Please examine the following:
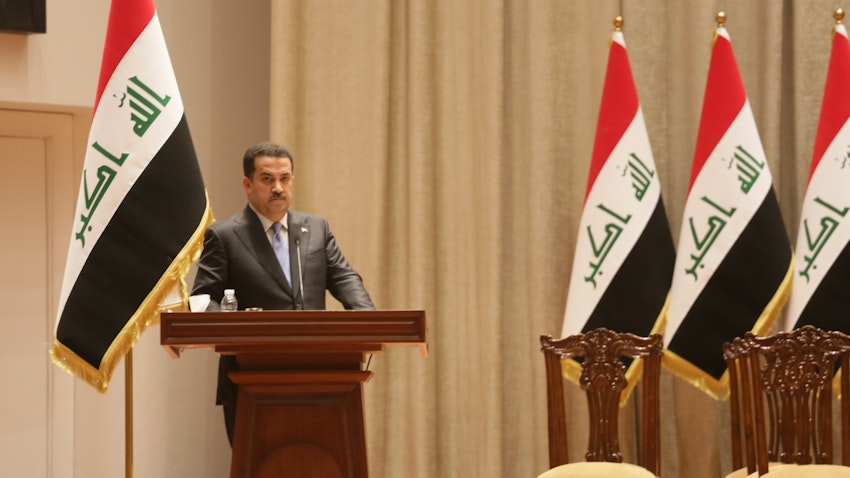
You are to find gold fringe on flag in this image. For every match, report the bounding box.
[49,194,214,392]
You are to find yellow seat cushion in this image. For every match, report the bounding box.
[762,464,850,477]
[724,467,756,478]
[725,463,789,478]
[537,461,656,478]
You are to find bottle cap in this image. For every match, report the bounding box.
[224,289,235,295]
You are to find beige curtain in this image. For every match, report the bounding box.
[268,1,835,476]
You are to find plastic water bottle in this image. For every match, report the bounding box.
[220,289,238,311]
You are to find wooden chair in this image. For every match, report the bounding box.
[723,325,850,477]
[538,328,662,478]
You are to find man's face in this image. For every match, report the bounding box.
[243,155,294,222]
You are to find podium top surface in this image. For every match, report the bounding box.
[160,309,427,358]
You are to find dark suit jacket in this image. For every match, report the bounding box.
[191,205,374,405]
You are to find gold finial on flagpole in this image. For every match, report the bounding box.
[836,8,845,24]
[614,16,624,32]
[716,11,727,27]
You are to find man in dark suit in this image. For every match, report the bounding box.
[191,141,374,444]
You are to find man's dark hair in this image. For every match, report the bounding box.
[242,142,294,178]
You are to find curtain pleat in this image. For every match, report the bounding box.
[269,1,834,476]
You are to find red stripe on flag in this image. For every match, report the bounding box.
[690,33,746,191]
[810,29,850,181]
[585,40,639,202]
[94,0,156,112]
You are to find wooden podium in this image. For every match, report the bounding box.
[160,309,427,478]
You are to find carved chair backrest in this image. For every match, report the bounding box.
[724,325,850,476]
[540,328,663,476]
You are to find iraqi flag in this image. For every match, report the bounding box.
[663,22,793,398]
[560,25,675,399]
[50,0,212,392]
[785,21,850,333]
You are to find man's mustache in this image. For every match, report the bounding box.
[270,193,287,201]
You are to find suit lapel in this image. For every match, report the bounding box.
[234,206,292,294]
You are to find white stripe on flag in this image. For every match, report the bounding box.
[56,12,183,324]
[664,100,772,342]
[562,107,660,337]
[786,119,850,325]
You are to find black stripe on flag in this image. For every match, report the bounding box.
[667,188,790,379]
[582,200,675,336]
[56,116,205,369]
[793,243,850,334]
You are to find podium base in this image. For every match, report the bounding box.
[229,370,371,478]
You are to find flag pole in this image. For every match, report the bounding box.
[125,349,134,478]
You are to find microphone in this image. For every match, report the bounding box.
[292,228,305,310]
